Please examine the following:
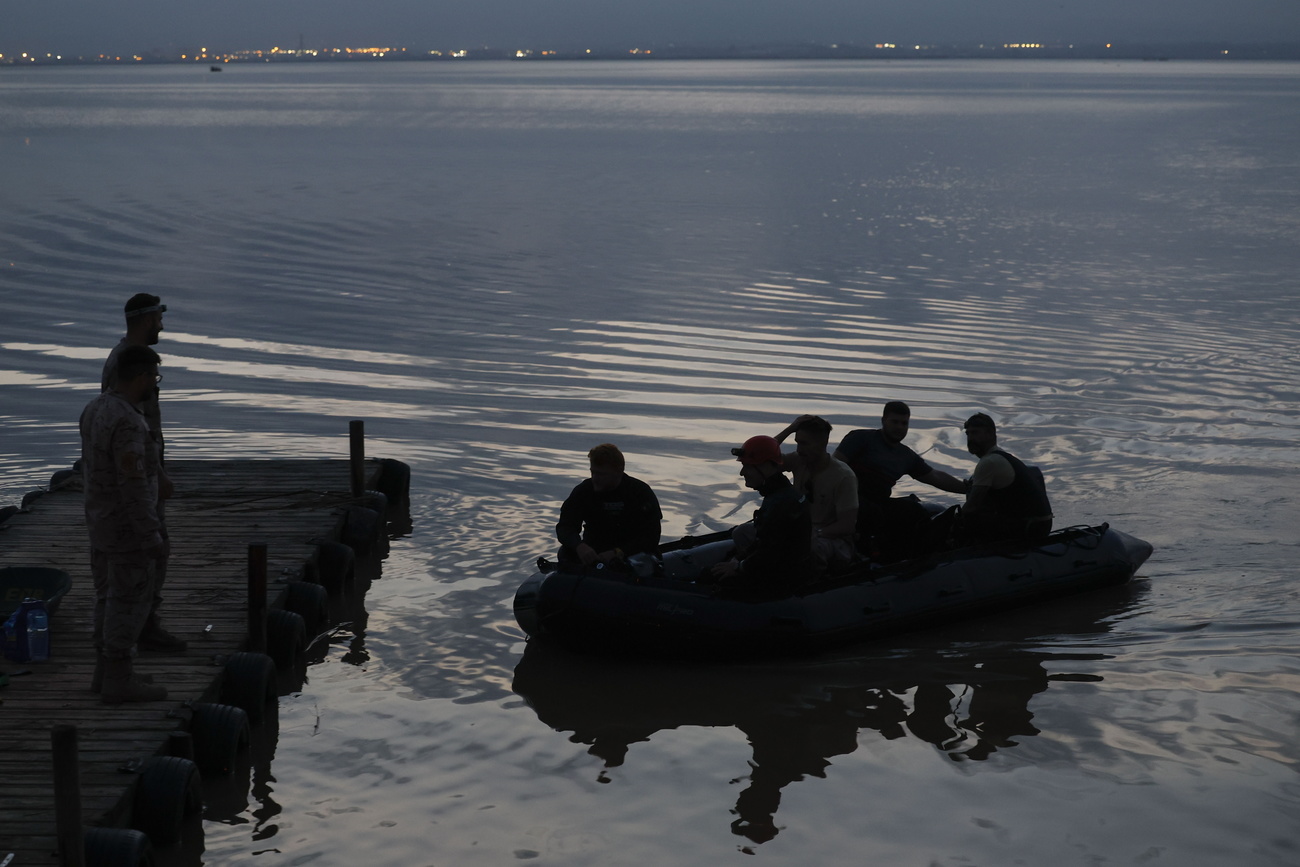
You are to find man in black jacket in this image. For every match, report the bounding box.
[556,443,662,568]
[712,435,812,592]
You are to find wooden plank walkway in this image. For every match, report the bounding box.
[0,458,384,865]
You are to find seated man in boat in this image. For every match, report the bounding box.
[832,400,967,561]
[555,443,663,569]
[958,413,1053,544]
[772,416,858,570]
[711,435,812,592]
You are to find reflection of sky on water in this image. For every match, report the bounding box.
[3,61,1299,866]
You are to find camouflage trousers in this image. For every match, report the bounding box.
[90,545,167,659]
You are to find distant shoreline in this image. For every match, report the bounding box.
[5,41,1300,67]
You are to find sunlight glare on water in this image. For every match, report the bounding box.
[1,59,1298,866]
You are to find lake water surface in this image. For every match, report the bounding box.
[2,59,1299,866]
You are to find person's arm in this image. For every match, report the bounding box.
[555,485,588,550]
[113,421,163,550]
[918,468,968,495]
[711,558,741,579]
[775,414,818,470]
[963,455,1013,516]
[628,486,663,556]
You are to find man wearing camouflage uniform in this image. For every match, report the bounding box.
[101,293,185,653]
[82,344,169,703]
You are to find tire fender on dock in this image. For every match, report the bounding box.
[342,504,382,552]
[314,540,356,595]
[83,826,153,867]
[284,579,329,637]
[374,458,411,509]
[131,755,202,847]
[266,608,307,669]
[220,651,277,725]
[189,701,251,777]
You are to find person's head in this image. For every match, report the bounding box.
[124,293,166,345]
[963,412,998,457]
[793,416,832,468]
[880,400,911,443]
[731,435,783,490]
[587,443,626,492]
[115,345,161,403]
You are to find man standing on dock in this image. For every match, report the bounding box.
[82,344,169,703]
[101,293,185,653]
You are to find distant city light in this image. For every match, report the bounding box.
[0,39,1282,67]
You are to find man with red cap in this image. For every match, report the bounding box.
[711,435,812,592]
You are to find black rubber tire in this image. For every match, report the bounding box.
[131,755,201,847]
[189,702,250,777]
[374,458,411,509]
[220,651,277,725]
[342,505,380,552]
[284,580,329,637]
[84,826,154,867]
[361,489,389,517]
[50,466,81,489]
[315,540,355,595]
[266,608,307,669]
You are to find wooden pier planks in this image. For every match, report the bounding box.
[0,458,375,864]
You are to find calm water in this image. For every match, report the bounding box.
[2,59,1299,865]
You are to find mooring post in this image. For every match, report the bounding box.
[349,419,365,499]
[51,724,86,867]
[248,542,268,654]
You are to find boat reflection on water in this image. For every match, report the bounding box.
[512,579,1146,845]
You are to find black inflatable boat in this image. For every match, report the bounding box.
[513,523,1153,657]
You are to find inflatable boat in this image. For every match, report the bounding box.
[513,523,1153,657]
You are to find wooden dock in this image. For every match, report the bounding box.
[0,456,398,865]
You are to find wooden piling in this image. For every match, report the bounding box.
[51,724,85,867]
[349,419,366,499]
[247,542,268,654]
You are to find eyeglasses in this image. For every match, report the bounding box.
[155,373,164,383]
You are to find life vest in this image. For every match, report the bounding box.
[987,448,1052,522]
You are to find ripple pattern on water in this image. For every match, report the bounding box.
[3,61,1300,867]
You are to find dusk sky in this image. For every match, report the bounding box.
[5,0,1300,56]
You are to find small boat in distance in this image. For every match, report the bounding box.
[514,523,1153,658]
[210,65,222,72]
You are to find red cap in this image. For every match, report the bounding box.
[731,435,783,467]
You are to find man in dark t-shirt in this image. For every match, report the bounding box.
[711,435,812,593]
[833,401,966,560]
[556,443,662,568]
